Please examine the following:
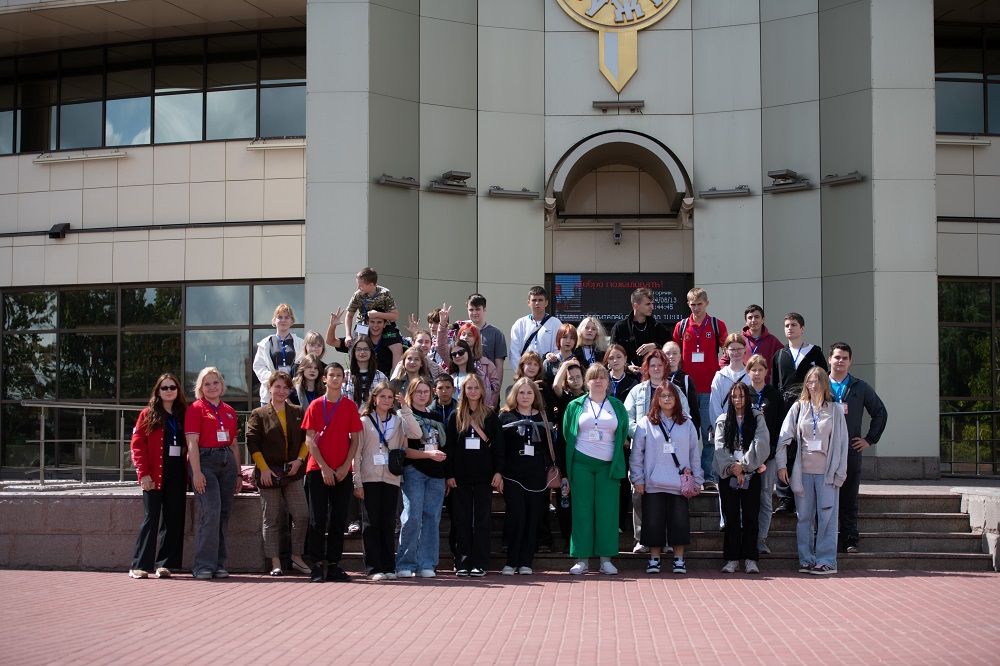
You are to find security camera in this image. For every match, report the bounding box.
[613,222,622,245]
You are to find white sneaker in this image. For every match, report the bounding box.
[501,565,516,576]
[128,569,148,579]
[383,572,397,580]
[599,561,618,575]
[632,543,649,554]
[721,560,739,573]
[569,561,589,575]
[369,572,386,581]
[744,559,760,574]
[396,570,414,578]
[518,566,533,575]
[418,569,436,578]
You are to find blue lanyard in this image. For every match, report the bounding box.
[692,317,710,352]
[808,402,825,437]
[373,414,392,449]
[736,419,743,442]
[439,403,454,423]
[791,345,804,366]
[831,375,849,402]
[203,399,226,430]
[321,396,342,435]
[277,333,292,366]
[748,336,761,356]
[756,391,763,410]
[665,420,675,440]
[587,396,607,427]
[583,347,594,364]
[610,372,622,396]
[166,414,178,445]
[361,288,376,322]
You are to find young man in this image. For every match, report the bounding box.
[343,267,398,346]
[610,287,671,368]
[328,308,402,376]
[770,312,829,513]
[430,374,457,425]
[719,305,784,384]
[509,286,563,372]
[828,342,888,553]
[461,294,508,387]
[302,363,363,583]
[672,287,728,487]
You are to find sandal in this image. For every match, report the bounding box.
[291,561,311,575]
[269,568,283,577]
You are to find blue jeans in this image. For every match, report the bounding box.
[698,394,715,483]
[797,473,839,569]
[396,466,446,573]
[191,447,238,576]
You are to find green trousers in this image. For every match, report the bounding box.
[569,451,621,559]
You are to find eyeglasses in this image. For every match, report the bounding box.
[159,385,178,391]
[354,347,371,353]
[726,347,746,354]
[450,350,467,358]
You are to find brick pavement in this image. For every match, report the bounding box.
[1,569,997,665]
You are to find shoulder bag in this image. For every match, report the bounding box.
[656,422,698,498]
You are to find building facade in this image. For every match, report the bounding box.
[0,0,993,478]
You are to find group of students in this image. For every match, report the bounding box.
[127,271,887,580]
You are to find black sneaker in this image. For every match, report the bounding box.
[310,564,325,583]
[846,545,860,554]
[774,499,795,514]
[672,558,687,574]
[325,564,350,582]
[470,567,486,577]
[645,558,660,574]
[456,568,470,577]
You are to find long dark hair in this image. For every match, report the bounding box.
[349,334,377,405]
[144,373,188,435]
[722,382,754,453]
[447,339,474,375]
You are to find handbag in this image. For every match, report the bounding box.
[368,414,407,476]
[540,412,562,489]
[657,422,698,498]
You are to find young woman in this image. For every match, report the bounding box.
[411,328,444,377]
[396,378,448,578]
[710,333,753,425]
[563,364,630,575]
[302,330,326,361]
[129,373,188,579]
[344,335,389,408]
[512,351,557,421]
[289,353,324,409]
[662,341,700,438]
[604,344,639,402]
[252,303,304,405]
[245,372,310,577]
[435,312,500,406]
[498,378,555,575]
[713,382,770,574]
[390,346,433,397]
[747,354,782,554]
[447,339,494,407]
[574,316,609,369]
[776,367,849,575]
[184,367,240,580]
[630,382,702,575]
[552,357,587,418]
[444,374,503,576]
[543,323,579,385]
[354,382,421,580]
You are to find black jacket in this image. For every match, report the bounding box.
[836,375,888,448]
[444,410,504,484]
[770,344,829,399]
[610,313,671,367]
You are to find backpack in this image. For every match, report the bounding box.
[678,316,720,355]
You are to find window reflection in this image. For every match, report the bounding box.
[1,403,55,468]
[121,332,182,399]
[185,329,251,399]
[60,74,103,103]
[59,332,118,399]
[3,291,57,330]
[207,34,258,89]
[154,92,203,143]
[936,80,985,134]
[939,327,991,399]
[261,31,306,84]
[59,101,103,150]
[206,88,256,140]
[62,289,116,329]
[1,333,57,400]
[155,39,204,93]
[106,97,151,146]
[122,287,181,326]
[253,284,305,326]
[17,106,55,152]
[260,86,305,137]
[0,111,11,154]
[186,285,249,326]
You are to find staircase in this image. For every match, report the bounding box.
[343,489,993,572]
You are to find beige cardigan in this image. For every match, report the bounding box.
[352,406,421,488]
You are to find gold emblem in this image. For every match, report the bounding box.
[555,0,680,92]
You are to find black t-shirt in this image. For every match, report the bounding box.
[610,314,671,367]
[162,416,187,479]
[408,409,447,479]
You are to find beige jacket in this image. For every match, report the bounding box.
[353,406,421,488]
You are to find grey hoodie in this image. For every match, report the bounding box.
[629,415,703,494]
[712,410,771,480]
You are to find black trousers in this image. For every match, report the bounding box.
[554,488,572,544]
[535,491,554,549]
[639,492,690,548]
[839,450,863,548]
[775,443,797,504]
[618,476,634,533]
[307,469,353,564]
[503,479,544,568]
[452,482,493,570]
[361,481,400,575]
[131,472,187,571]
[719,473,761,561]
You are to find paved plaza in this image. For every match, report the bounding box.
[1,568,997,665]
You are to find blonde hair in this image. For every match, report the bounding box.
[746,354,767,372]
[392,346,431,382]
[723,332,745,349]
[687,287,707,302]
[194,367,226,399]
[272,303,295,326]
[362,381,397,418]
[456,373,489,434]
[584,363,610,384]
[302,330,325,357]
[576,316,609,353]
[799,366,833,404]
[501,377,544,414]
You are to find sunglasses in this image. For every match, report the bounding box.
[450,350,467,358]
[159,385,178,391]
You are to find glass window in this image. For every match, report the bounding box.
[122,287,182,326]
[121,332,182,399]
[185,329,250,399]
[0,403,55,468]
[59,332,118,399]
[0,110,11,155]
[107,43,152,98]
[253,284,305,326]
[17,105,55,153]
[154,92,203,143]
[186,285,249,326]
[936,80,985,134]
[206,88,256,140]
[939,281,990,323]
[106,96,151,146]
[3,291,57,330]
[1,333,57,399]
[17,53,58,106]
[57,408,119,467]
[59,101,103,150]
[939,327,991,398]
[260,85,305,137]
[936,25,983,79]
[0,58,14,108]
[62,289,116,329]
[155,39,204,93]
[207,34,258,89]
[261,31,306,84]
[989,84,1000,136]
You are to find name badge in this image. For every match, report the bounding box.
[373,453,386,466]
[805,439,822,452]
[355,324,369,336]
[588,429,601,442]
[465,437,481,450]
[523,444,535,456]
[216,430,230,443]
[842,403,848,415]
[663,443,675,455]
[691,352,705,363]
[169,445,182,457]
[425,442,437,452]
[278,365,291,374]
[733,449,744,459]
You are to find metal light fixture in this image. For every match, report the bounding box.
[593,100,645,113]
[428,170,475,195]
[820,171,864,187]
[33,150,126,164]
[488,186,539,199]
[377,174,420,189]
[699,185,751,199]
[48,223,70,239]
[763,169,811,194]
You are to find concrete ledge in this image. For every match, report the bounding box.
[956,486,1000,572]
[861,457,940,480]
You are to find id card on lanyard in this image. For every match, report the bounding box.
[372,414,393,465]
[167,415,182,456]
[204,400,230,444]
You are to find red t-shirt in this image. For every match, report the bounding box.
[672,315,728,394]
[302,395,363,472]
[184,398,239,448]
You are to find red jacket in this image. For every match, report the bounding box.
[719,325,785,384]
[131,408,185,490]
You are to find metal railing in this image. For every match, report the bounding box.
[17,400,251,485]
[940,409,1000,477]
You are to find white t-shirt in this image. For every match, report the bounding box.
[575,397,618,462]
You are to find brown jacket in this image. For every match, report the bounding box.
[246,402,306,483]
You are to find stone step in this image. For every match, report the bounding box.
[689,512,973,533]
